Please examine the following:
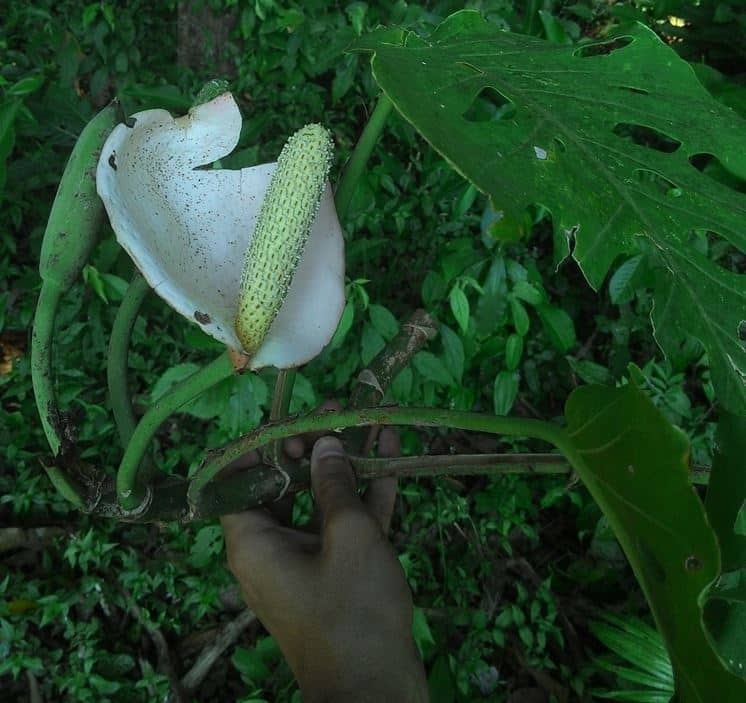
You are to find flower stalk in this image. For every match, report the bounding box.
[117,351,235,511]
[335,93,393,221]
[108,271,150,447]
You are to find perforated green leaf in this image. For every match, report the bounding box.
[353,12,746,414]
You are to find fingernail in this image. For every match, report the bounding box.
[312,436,346,462]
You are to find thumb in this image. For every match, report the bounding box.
[311,436,362,526]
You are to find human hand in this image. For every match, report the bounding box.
[220,421,428,703]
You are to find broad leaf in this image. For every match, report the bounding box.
[706,413,746,572]
[704,412,746,677]
[564,384,746,701]
[353,12,746,414]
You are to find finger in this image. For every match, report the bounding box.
[361,424,381,455]
[364,428,400,532]
[377,427,401,458]
[283,436,305,459]
[220,509,317,577]
[363,477,397,533]
[310,436,362,526]
[220,508,278,546]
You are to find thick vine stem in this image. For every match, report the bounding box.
[187,406,585,507]
[334,93,394,221]
[81,451,710,523]
[345,307,437,453]
[108,272,150,448]
[116,351,235,510]
[351,308,437,408]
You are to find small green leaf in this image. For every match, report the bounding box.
[8,74,44,97]
[566,357,612,385]
[449,286,470,333]
[538,10,571,44]
[391,366,413,402]
[188,526,224,568]
[454,182,478,218]
[369,304,399,341]
[505,333,523,371]
[493,370,519,415]
[361,323,385,365]
[510,297,530,336]
[537,303,576,352]
[82,264,108,303]
[609,254,647,305]
[422,270,446,306]
[346,1,368,35]
[512,280,544,306]
[412,606,435,656]
[413,351,455,387]
[440,325,465,381]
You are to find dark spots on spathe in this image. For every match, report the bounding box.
[108,152,117,170]
[194,310,211,324]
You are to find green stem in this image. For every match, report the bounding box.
[354,453,712,484]
[334,93,393,221]
[117,351,235,511]
[188,406,584,505]
[108,272,150,447]
[31,282,65,456]
[524,0,541,35]
[267,368,296,466]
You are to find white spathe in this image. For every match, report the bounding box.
[95,93,345,369]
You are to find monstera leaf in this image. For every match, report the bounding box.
[564,384,746,701]
[353,11,746,415]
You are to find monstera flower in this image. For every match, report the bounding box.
[95,93,345,369]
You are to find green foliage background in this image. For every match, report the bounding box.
[1,1,744,701]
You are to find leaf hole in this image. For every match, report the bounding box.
[463,86,516,123]
[738,321,746,342]
[688,229,745,275]
[573,36,633,58]
[553,137,566,153]
[685,555,702,572]
[689,153,746,195]
[613,123,681,153]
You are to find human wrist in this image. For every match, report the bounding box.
[299,641,428,703]
[302,671,429,703]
